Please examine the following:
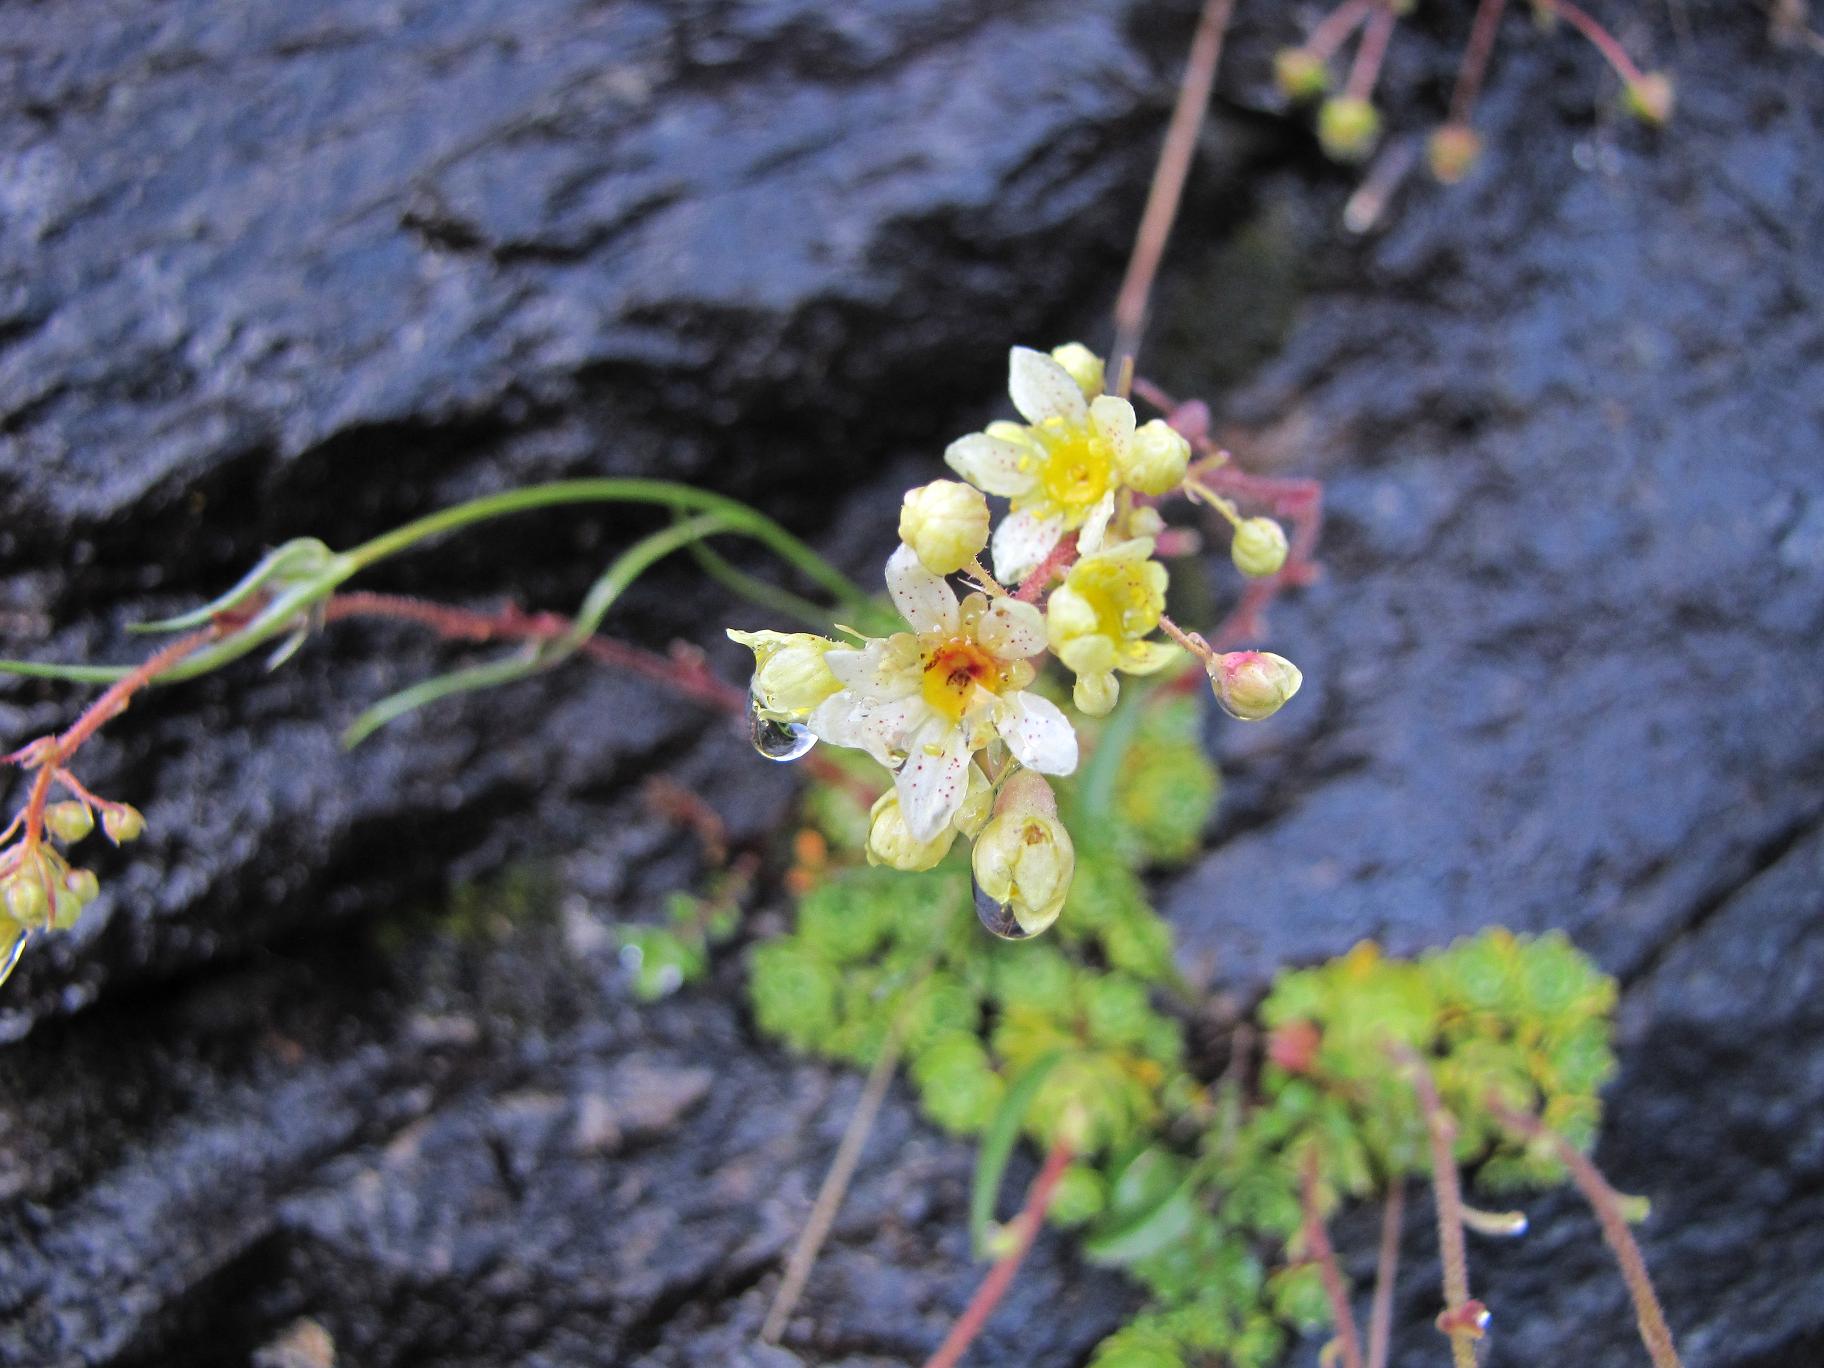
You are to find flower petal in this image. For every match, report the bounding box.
[824,635,921,700]
[977,598,1047,662]
[895,720,973,842]
[1076,490,1116,557]
[886,543,959,634]
[1119,640,1183,676]
[1008,347,1089,427]
[809,692,930,766]
[994,691,1079,776]
[1089,395,1135,465]
[991,508,1066,583]
[944,432,1036,498]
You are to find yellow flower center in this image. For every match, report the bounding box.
[1030,418,1114,518]
[920,637,1005,722]
[1072,557,1163,640]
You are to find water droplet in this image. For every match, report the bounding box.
[0,929,27,987]
[973,877,1034,941]
[749,695,817,762]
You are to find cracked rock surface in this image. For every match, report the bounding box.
[2,1,1821,1365]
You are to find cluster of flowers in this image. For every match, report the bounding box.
[731,345,1302,940]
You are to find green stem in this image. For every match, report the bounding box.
[341,513,726,746]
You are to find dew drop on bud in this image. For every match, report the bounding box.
[0,928,26,988]
[972,875,1034,941]
[748,692,817,762]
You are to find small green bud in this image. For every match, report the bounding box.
[1623,72,1674,126]
[66,868,101,906]
[1427,123,1484,184]
[51,888,82,930]
[1274,48,1329,103]
[899,479,991,576]
[1207,651,1303,722]
[3,875,51,929]
[1049,342,1106,399]
[1318,97,1380,162]
[103,804,147,843]
[866,790,957,872]
[1073,670,1120,717]
[1230,517,1289,578]
[45,801,95,844]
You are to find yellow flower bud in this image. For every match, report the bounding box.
[728,630,841,719]
[972,772,1074,938]
[1124,505,1166,541]
[899,479,991,576]
[1073,671,1119,717]
[103,805,146,844]
[1318,97,1380,162]
[45,801,94,844]
[1118,419,1191,495]
[65,868,100,907]
[867,790,957,872]
[1274,48,1329,103]
[1231,517,1289,578]
[952,764,995,839]
[3,875,50,930]
[1049,342,1105,399]
[1208,650,1303,722]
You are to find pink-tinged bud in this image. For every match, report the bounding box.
[1207,651,1303,722]
[1267,1020,1321,1073]
[103,805,146,844]
[1435,1300,1491,1341]
[45,801,95,844]
[1623,73,1674,126]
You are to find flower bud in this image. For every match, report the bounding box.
[1623,72,1674,126]
[3,874,50,929]
[51,887,82,930]
[1049,342,1105,399]
[899,479,991,576]
[66,868,100,906]
[1318,97,1380,162]
[1230,517,1289,578]
[103,805,146,844]
[45,801,95,844]
[866,790,957,872]
[1073,671,1119,717]
[1274,48,1329,103]
[951,763,995,839]
[972,775,1075,938]
[1118,420,1191,496]
[1427,124,1483,184]
[1208,650,1303,722]
[728,630,841,719]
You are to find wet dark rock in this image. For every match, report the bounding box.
[2,1,1822,1366]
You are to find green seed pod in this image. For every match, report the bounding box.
[1230,517,1289,578]
[45,801,95,844]
[103,805,147,844]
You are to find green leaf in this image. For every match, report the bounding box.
[969,1051,1064,1257]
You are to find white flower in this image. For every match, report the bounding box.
[944,347,1142,583]
[807,545,1078,841]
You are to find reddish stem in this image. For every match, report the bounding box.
[1449,0,1511,125]
[1389,1044,1479,1368]
[921,1135,1075,1368]
[1535,0,1648,85]
[1014,533,1079,605]
[1485,1099,1682,1368]
[1307,0,1379,61]
[1345,1,1397,104]
[1301,1149,1366,1368]
[1366,1181,1406,1368]
[1108,0,1238,387]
